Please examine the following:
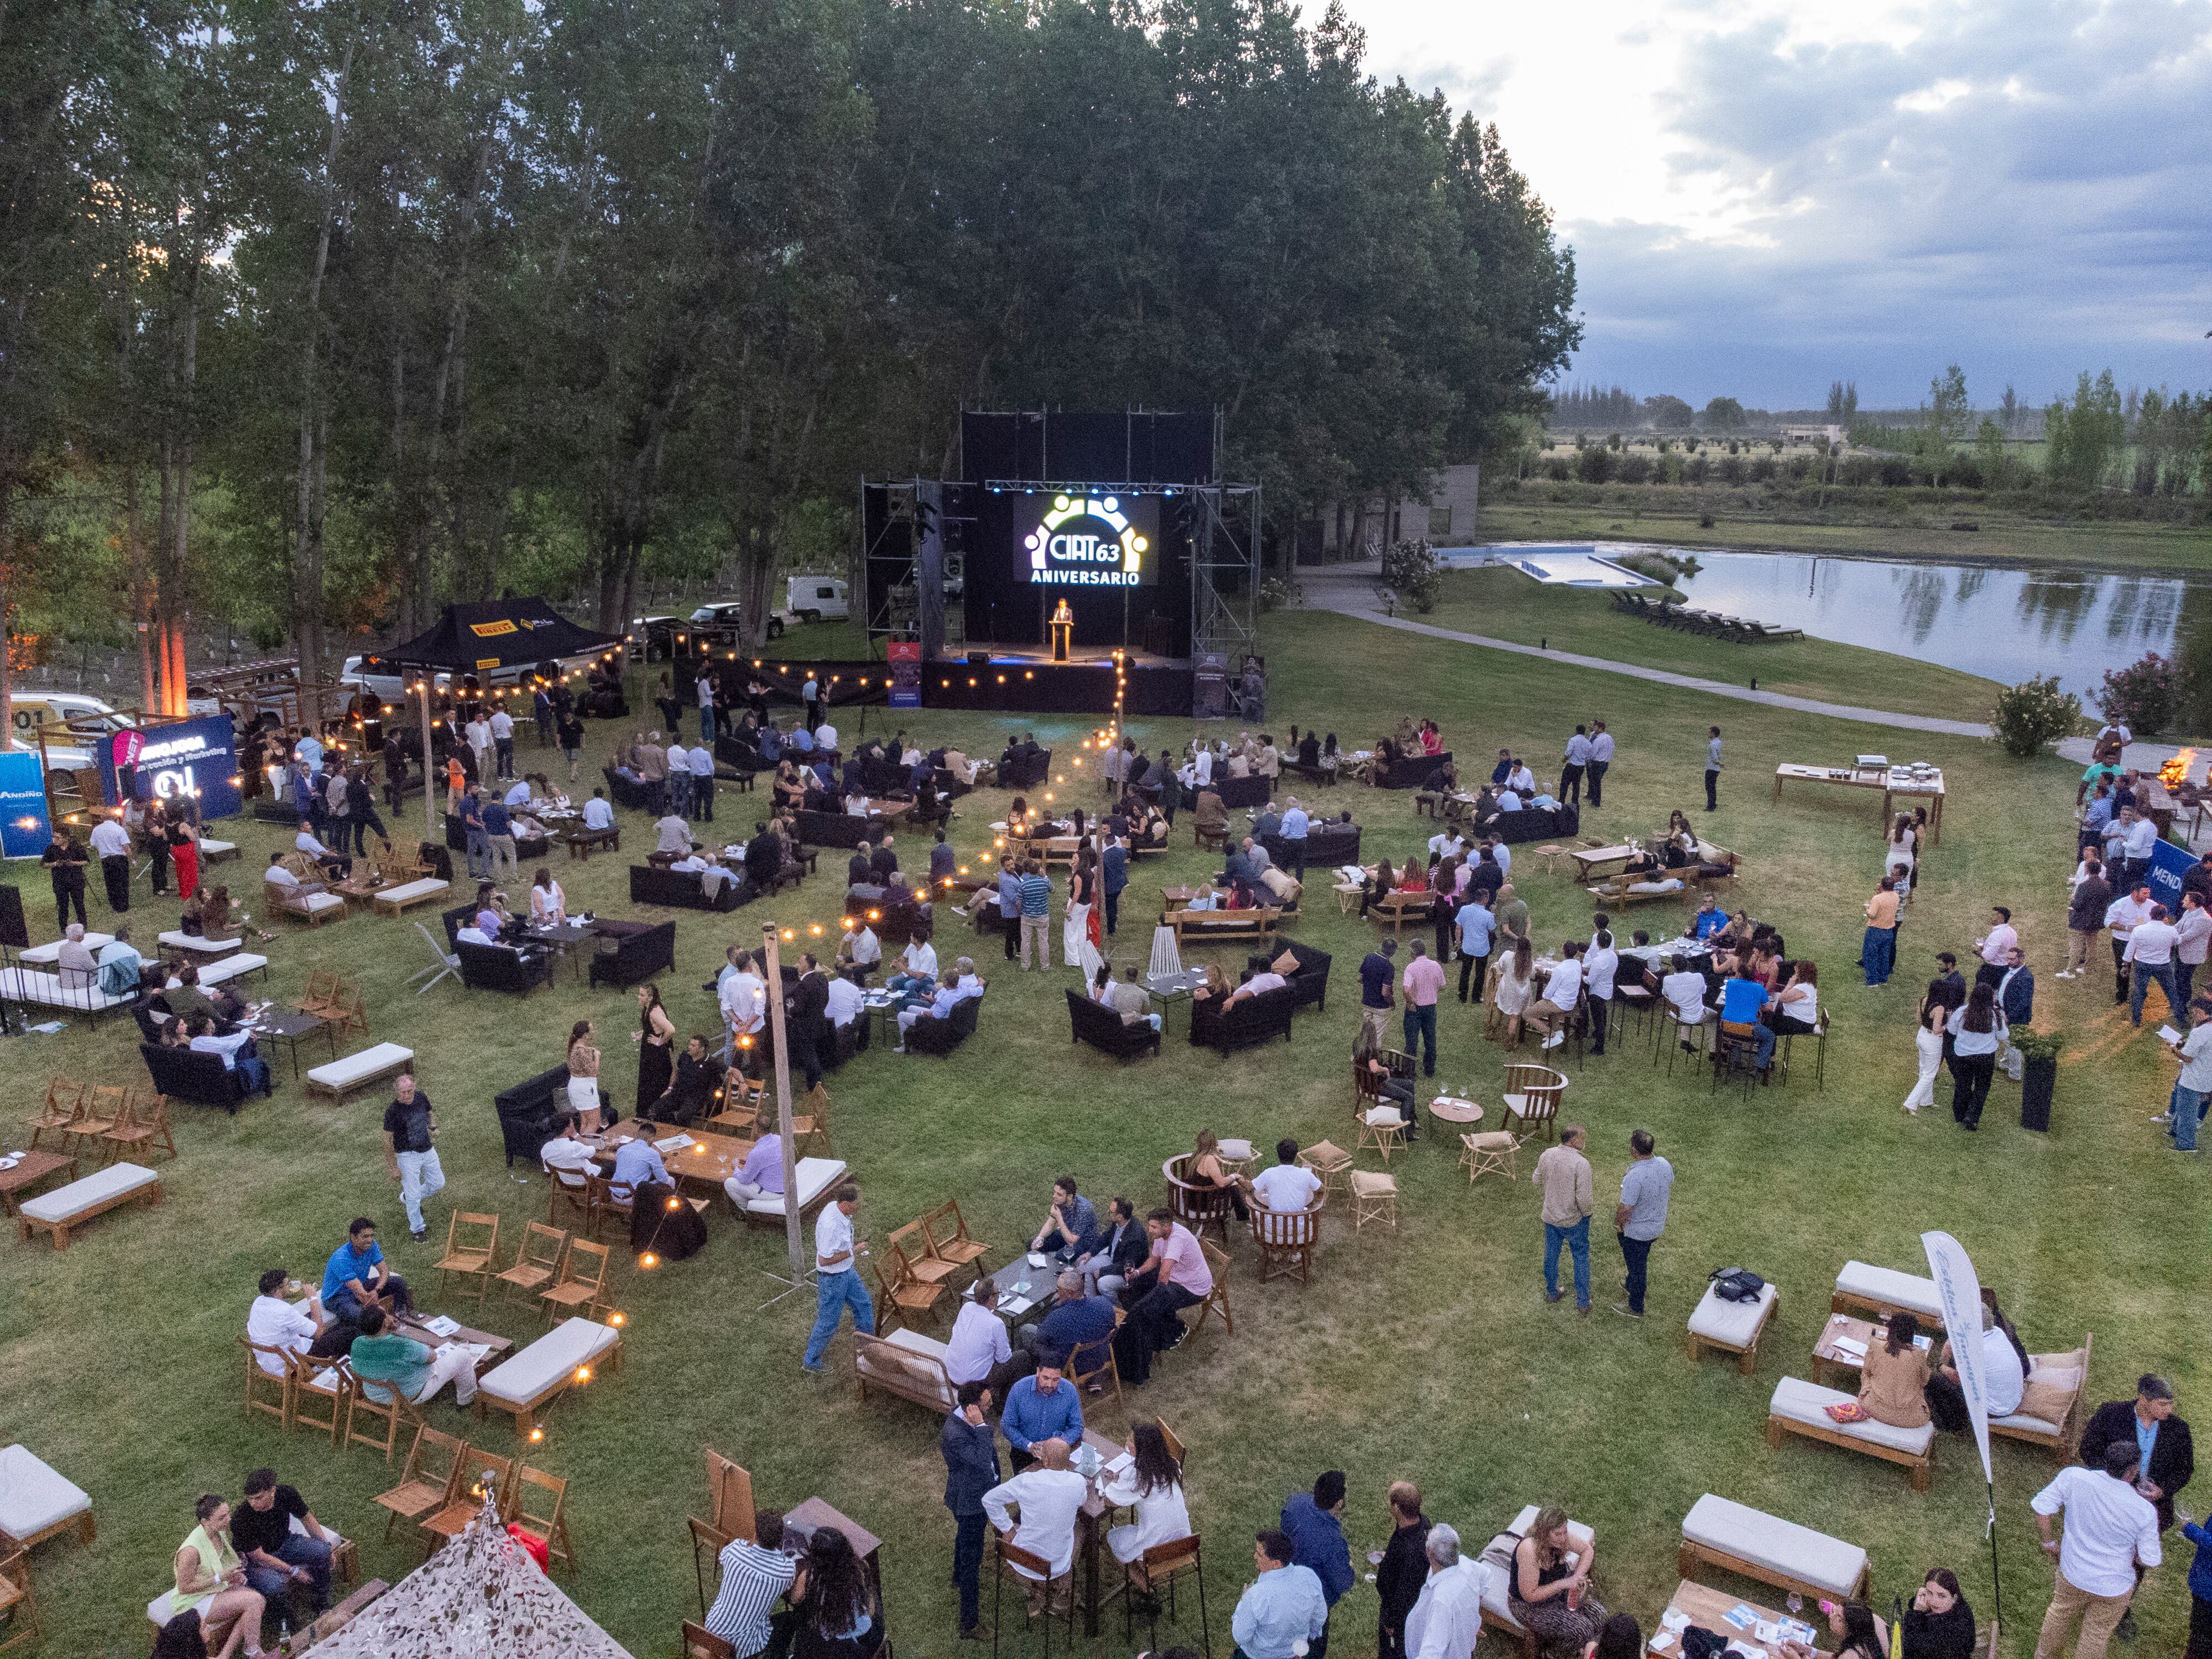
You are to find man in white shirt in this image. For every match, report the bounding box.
[539,1114,597,1177]
[1526,941,1584,1049]
[1427,828,1469,861]
[1226,968,1287,1006]
[1249,1139,1322,1213]
[2122,902,2182,1030]
[721,961,766,1065]
[982,1438,1089,1607]
[1583,928,1619,1056]
[801,1184,872,1370]
[1661,956,1710,1043]
[489,707,515,778]
[814,719,838,753]
[2120,806,2158,890]
[837,922,882,978]
[888,936,938,1001]
[945,1278,1015,1392]
[1404,1524,1482,1659]
[1507,761,1535,795]
[1560,727,1593,808]
[247,1268,321,1375]
[824,972,863,1030]
[581,789,615,832]
[695,671,717,744]
[1586,721,1615,807]
[689,744,717,823]
[2104,884,2154,1009]
[89,812,133,912]
[264,853,302,890]
[464,714,492,780]
[2031,1442,2161,1659]
[665,743,692,820]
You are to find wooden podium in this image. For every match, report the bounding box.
[1048,600,1073,662]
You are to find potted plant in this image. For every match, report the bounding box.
[2012,1029,2065,1132]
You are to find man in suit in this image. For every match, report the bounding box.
[2078,1374,2193,1641]
[787,954,830,1092]
[941,1380,1000,1640]
[1075,1196,1149,1298]
[1997,945,2035,1027]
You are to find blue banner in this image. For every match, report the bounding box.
[0,750,52,858]
[98,713,242,821]
[2148,836,2194,915]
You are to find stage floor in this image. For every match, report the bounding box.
[954,641,1191,671]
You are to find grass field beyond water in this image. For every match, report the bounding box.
[1,609,2201,1657]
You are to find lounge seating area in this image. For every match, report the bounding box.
[1766,1374,1935,1489]
[1188,983,1297,1052]
[474,1317,624,1440]
[1677,1494,1870,1603]
[1066,988,1161,1059]
[628,864,747,911]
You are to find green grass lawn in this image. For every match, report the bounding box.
[1401,568,2005,722]
[3,616,2202,1658]
[1478,495,2212,573]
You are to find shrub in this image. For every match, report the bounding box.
[1877,457,1911,487]
[1687,455,1710,484]
[1748,455,1776,483]
[1841,455,1877,487]
[1615,453,1652,485]
[1542,456,1573,481]
[1575,445,1616,484]
[2097,652,2190,737]
[1380,539,1443,614]
[1718,455,1745,486]
[1990,675,2084,757]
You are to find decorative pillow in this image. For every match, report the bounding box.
[2016,1377,2078,1425]
[1272,951,1301,976]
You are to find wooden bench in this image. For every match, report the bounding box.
[268,881,349,926]
[0,1444,95,1551]
[1991,1333,2093,1462]
[196,837,241,866]
[1477,1506,1593,1658]
[1677,1494,1870,1604]
[16,1162,162,1251]
[474,1317,623,1440]
[1168,907,1281,946]
[1830,1260,1946,1331]
[371,878,452,917]
[562,825,622,862]
[1687,1280,1780,1374]
[305,1042,415,1102]
[853,1328,959,1416]
[1766,1375,1934,1490]
[1366,890,1429,937]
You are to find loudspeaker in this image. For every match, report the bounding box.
[0,884,26,950]
[967,651,990,665]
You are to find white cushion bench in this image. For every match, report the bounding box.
[372,878,451,917]
[854,1329,958,1415]
[1832,1260,1945,1328]
[740,1157,848,1229]
[305,1042,414,1102]
[196,952,270,990]
[17,1162,163,1251]
[20,933,114,965]
[0,967,137,1019]
[1677,1494,1869,1603]
[1992,1334,2094,1460]
[1475,1506,1594,1657]
[1687,1280,1781,1373]
[158,930,241,957]
[0,1443,96,1551]
[474,1317,622,1438]
[1766,1376,1934,1490]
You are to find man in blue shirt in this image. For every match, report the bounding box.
[321,1217,411,1322]
[1100,835,1129,935]
[1029,1177,1099,1264]
[459,784,491,880]
[788,723,814,754]
[1277,798,1310,877]
[993,855,1022,963]
[1281,1472,1354,1659]
[929,831,958,885]
[481,795,517,877]
[1691,894,1728,942]
[1232,1531,1327,1659]
[1719,967,1775,1072]
[1454,895,1495,1005]
[1020,1271,1118,1370]
[1018,860,1052,970]
[1358,940,1397,1058]
[757,722,782,764]
[609,1134,670,1204]
[1000,1357,1083,1470]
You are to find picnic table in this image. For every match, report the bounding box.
[1773,763,1947,844]
[595,1119,757,1192]
[1570,844,1635,879]
[1650,1578,1829,1657]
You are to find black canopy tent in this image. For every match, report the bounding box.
[364,598,624,840]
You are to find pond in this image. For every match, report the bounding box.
[1661,549,2206,704]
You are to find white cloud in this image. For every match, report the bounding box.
[1356,0,2212,405]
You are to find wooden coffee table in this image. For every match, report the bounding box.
[1811,1310,1934,1391]
[594,1121,757,1191]
[0,1150,79,1216]
[393,1310,515,1378]
[1428,1095,1484,1131]
[1160,885,1207,912]
[1650,1579,1828,1657]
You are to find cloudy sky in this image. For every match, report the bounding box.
[1357,0,2212,410]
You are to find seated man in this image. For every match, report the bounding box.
[296,820,351,879]
[824,969,864,1032]
[163,959,246,1024]
[1227,967,1287,1006]
[1112,1210,1214,1386]
[97,924,146,997]
[1029,1176,1099,1264]
[1000,1356,1086,1471]
[231,1467,342,1618]
[1361,1055,1417,1141]
[1690,893,1728,942]
[1250,1138,1323,1212]
[1077,1197,1150,1297]
[1523,941,1584,1050]
[1019,1271,1118,1370]
[1661,955,1711,1032]
[836,922,883,980]
[895,969,962,1051]
[263,852,305,891]
[657,1036,726,1125]
[952,956,985,999]
[885,933,938,1002]
[608,1130,671,1207]
[247,1266,321,1374]
[55,923,100,990]
[190,1015,274,1095]
[321,1216,411,1322]
[705,1508,800,1658]
[581,789,616,832]
[539,1113,597,1176]
[1108,964,1161,1031]
[1718,965,1776,1072]
[653,812,695,857]
[723,1128,784,1211]
[347,1302,478,1406]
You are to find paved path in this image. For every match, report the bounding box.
[1300,572,1995,739]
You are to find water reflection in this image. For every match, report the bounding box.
[1668,550,2205,700]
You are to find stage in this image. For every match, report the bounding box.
[955,641,1191,671]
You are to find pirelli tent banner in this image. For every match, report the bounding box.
[362,597,624,679]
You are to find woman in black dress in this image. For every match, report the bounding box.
[634,983,676,1116]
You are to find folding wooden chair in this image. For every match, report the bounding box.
[422,1450,515,1553]
[285,1349,346,1446]
[887,1218,962,1290]
[341,1357,422,1463]
[241,1338,296,1430]
[540,1237,612,1324]
[498,1222,570,1305]
[0,1545,38,1657]
[300,969,345,1018]
[1191,1241,1233,1340]
[873,1255,948,1333]
[922,1200,990,1271]
[69,1086,123,1154]
[513,1464,579,1574]
[1066,1326,1125,1412]
[687,1517,733,1621]
[546,1161,595,1231]
[104,1090,176,1164]
[25,1078,85,1149]
[682,1623,738,1659]
[1156,1418,1186,1466]
[434,1211,502,1308]
[586,1171,632,1242]
[335,978,371,1040]
[706,1449,757,1541]
[373,1425,468,1545]
[791,1082,833,1158]
[1116,1532,1208,1658]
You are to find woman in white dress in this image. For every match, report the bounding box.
[1065,847,1097,971]
[530,867,567,927]
[1486,935,1536,1044]
[1104,1421,1193,1570]
[1902,998,1946,1114]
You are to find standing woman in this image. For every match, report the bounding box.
[634,984,676,1116]
[1489,934,1536,1045]
[1945,982,2005,1130]
[144,800,173,896]
[1064,846,1096,971]
[1903,997,1947,1115]
[654,673,683,738]
[1432,858,1460,963]
[168,1495,264,1659]
[166,810,201,904]
[566,1019,604,1134]
[1887,812,1917,895]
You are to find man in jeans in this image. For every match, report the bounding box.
[940,1382,1000,1639]
[2104,884,2154,1006]
[2165,997,2212,1151]
[1532,1124,1593,1314]
[232,1468,341,1619]
[1611,1129,1673,1318]
[2123,901,2182,1029]
[382,1074,445,1243]
[2031,1441,2162,1659]
[1357,938,1397,1058]
[1018,859,1052,970]
[459,784,491,880]
[2059,857,2112,979]
[1399,939,1444,1077]
[801,1185,874,1373]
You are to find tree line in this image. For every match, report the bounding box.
[1,0,1579,709]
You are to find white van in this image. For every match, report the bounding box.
[9,691,138,770]
[785,576,850,623]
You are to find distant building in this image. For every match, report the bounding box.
[1307,462,1484,563]
[1781,424,1846,446]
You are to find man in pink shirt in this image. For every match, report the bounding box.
[1112,1210,1213,1386]
[1400,938,1447,1078]
[1974,904,2019,991]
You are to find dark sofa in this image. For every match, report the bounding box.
[905,991,982,1056]
[494,1063,571,1166]
[1484,802,1579,844]
[1248,939,1333,1014]
[591,920,677,988]
[458,940,555,994]
[1375,750,1452,790]
[1188,984,1297,1052]
[629,864,747,911]
[602,765,653,811]
[140,1042,252,1112]
[796,810,893,850]
[1067,989,1160,1061]
[997,748,1052,789]
[1261,821,1361,870]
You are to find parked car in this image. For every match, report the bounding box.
[688,601,786,640]
[9,691,139,769]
